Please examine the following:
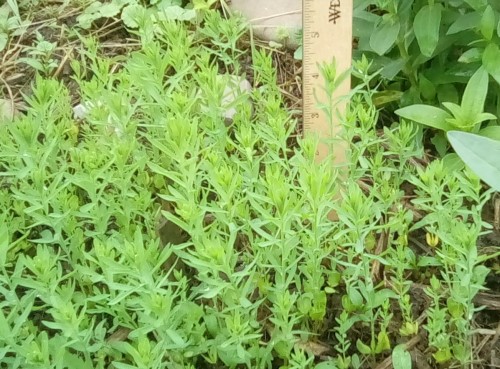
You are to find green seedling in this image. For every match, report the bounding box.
[19,31,59,76]
[0,1,30,52]
[1,2,498,368]
[395,67,496,134]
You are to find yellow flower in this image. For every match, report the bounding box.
[426,232,439,247]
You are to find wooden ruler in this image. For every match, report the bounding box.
[302,0,352,166]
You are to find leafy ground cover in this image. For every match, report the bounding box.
[0,1,499,369]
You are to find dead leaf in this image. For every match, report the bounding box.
[106,327,132,342]
[0,98,16,122]
[294,339,331,356]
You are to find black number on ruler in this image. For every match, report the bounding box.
[329,0,341,24]
[312,73,319,79]
[311,32,319,38]
[311,113,319,119]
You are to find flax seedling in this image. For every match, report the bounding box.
[425,276,453,363]
[410,138,495,363]
[1,4,497,368]
[333,311,358,369]
[386,232,418,337]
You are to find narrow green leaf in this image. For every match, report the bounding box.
[0,3,11,20]
[430,131,448,157]
[0,311,11,340]
[5,0,20,18]
[483,43,500,85]
[434,348,452,363]
[395,105,455,131]
[166,329,187,347]
[314,361,338,369]
[112,363,138,369]
[370,18,400,55]
[356,339,373,355]
[447,131,500,191]
[418,73,436,100]
[417,256,442,267]
[376,331,391,353]
[472,112,496,126]
[480,5,496,40]
[62,352,95,369]
[373,289,397,308]
[458,48,482,63]
[0,33,7,52]
[347,287,363,306]
[413,5,442,57]
[392,344,412,369]
[193,0,217,10]
[464,0,487,10]
[293,45,303,60]
[437,84,459,104]
[479,126,500,140]
[447,11,481,35]
[381,58,406,79]
[461,67,489,123]
[442,102,463,120]
[372,90,403,106]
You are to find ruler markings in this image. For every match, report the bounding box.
[302,0,352,162]
[302,0,352,220]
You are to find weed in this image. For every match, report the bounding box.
[19,31,59,76]
[354,0,500,152]
[0,1,498,369]
[0,1,30,52]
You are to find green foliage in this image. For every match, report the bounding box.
[77,0,214,29]
[0,1,30,51]
[356,0,500,154]
[448,130,500,191]
[395,67,497,134]
[354,0,500,113]
[391,345,412,369]
[18,31,59,76]
[0,2,497,368]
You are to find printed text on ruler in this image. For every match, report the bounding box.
[329,0,341,24]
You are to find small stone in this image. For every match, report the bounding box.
[199,74,253,125]
[72,103,89,120]
[0,98,17,122]
[221,75,252,122]
[229,0,302,49]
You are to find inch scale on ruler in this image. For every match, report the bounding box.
[302,0,352,166]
